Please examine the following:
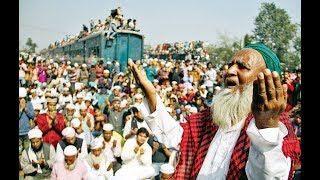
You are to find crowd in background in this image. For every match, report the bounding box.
[18,50,301,179]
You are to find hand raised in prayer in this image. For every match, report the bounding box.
[107,163,113,171]
[140,147,145,155]
[31,160,38,168]
[113,140,117,148]
[134,146,140,153]
[252,69,287,129]
[128,58,157,112]
[19,99,26,112]
[93,163,100,170]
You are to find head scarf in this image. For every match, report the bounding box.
[244,42,282,79]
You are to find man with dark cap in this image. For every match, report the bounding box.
[128,42,301,179]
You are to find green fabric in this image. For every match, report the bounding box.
[244,43,282,79]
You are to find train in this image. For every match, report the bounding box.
[40,30,144,73]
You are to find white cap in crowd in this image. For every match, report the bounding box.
[71,118,81,128]
[80,104,87,110]
[103,70,110,74]
[103,123,114,131]
[33,103,43,111]
[160,163,175,174]
[90,138,103,150]
[134,93,143,99]
[62,127,76,138]
[66,103,75,109]
[64,145,78,156]
[28,128,43,139]
[19,87,27,98]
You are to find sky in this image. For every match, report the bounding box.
[19,0,301,52]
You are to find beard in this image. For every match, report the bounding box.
[90,153,103,165]
[64,160,77,171]
[31,143,43,152]
[211,84,253,130]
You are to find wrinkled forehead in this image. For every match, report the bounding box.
[232,49,265,68]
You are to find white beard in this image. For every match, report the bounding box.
[64,160,77,171]
[211,84,253,130]
[90,153,103,165]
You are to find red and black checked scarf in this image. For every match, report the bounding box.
[174,108,301,180]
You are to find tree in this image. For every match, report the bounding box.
[252,2,297,63]
[24,38,38,54]
[243,34,253,47]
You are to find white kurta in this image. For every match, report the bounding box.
[99,136,122,162]
[83,153,114,180]
[115,138,155,179]
[141,93,291,179]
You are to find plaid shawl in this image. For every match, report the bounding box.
[174,108,301,180]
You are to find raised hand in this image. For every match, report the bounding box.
[252,69,287,129]
[128,58,157,112]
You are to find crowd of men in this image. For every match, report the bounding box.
[19,41,301,179]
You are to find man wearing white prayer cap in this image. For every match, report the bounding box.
[83,138,114,180]
[65,103,80,127]
[100,123,123,173]
[51,145,88,179]
[71,118,94,151]
[160,163,175,180]
[55,127,88,163]
[134,93,144,105]
[19,87,35,159]
[20,128,56,179]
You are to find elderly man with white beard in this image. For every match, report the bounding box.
[127,43,301,180]
[83,138,114,180]
[51,145,87,179]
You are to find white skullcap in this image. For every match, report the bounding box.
[165,62,171,67]
[30,89,36,93]
[76,93,83,98]
[153,79,159,83]
[51,79,60,86]
[142,63,147,67]
[118,72,124,76]
[74,63,78,67]
[46,97,57,103]
[107,61,112,65]
[66,66,71,70]
[120,100,127,108]
[187,86,194,90]
[63,87,69,91]
[160,61,165,65]
[67,61,71,65]
[165,107,173,113]
[103,70,110,74]
[47,65,52,69]
[66,103,75,109]
[113,85,121,91]
[103,123,114,131]
[19,57,22,61]
[84,96,91,102]
[80,104,87,110]
[33,103,43,110]
[28,128,43,139]
[172,81,177,85]
[166,87,172,92]
[62,127,76,138]
[82,64,87,68]
[71,118,81,128]
[200,85,206,89]
[134,93,143,99]
[64,145,78,156]
[90,138,103,149]
[187,66,193,71]
[122,82,127,86]
[19,87,27,98]
[190,107,198,113]
[215,86,221,91]
[185,105,191,109]
[160,163,175,174]
[130,84,136,88]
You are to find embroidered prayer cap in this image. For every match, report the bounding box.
[244,42,282,79]
[19,87,27,98]
[28,128,43,139]
[90,138,103,149]
[64,145,78,156]
[103,123,114,131]
[71,118,81,128]
[62,127,76,138]
[160,163,175,174]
